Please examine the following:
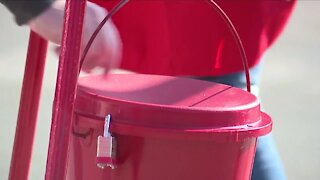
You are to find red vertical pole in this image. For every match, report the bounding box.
[44,0,86,179]
[9,32,48,180]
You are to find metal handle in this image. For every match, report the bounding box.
[80,0,251,92]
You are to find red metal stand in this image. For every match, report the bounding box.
[44,0,86,179]
[9,32,48,180]
[8,1,259,180]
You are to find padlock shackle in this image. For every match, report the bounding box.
[104,115,112,137]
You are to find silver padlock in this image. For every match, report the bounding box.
[96,114,117,169]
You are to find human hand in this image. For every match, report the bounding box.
[28,1,122,73]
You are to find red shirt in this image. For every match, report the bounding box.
[91,0,296,76]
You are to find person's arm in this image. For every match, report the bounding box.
[1,0,122,73]
[0,0,55,25]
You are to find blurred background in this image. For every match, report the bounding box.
[0,1,319,179]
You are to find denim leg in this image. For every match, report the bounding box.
[251,135,287,180]
[194,64,286,180]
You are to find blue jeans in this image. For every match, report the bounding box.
[195,65,287,180]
